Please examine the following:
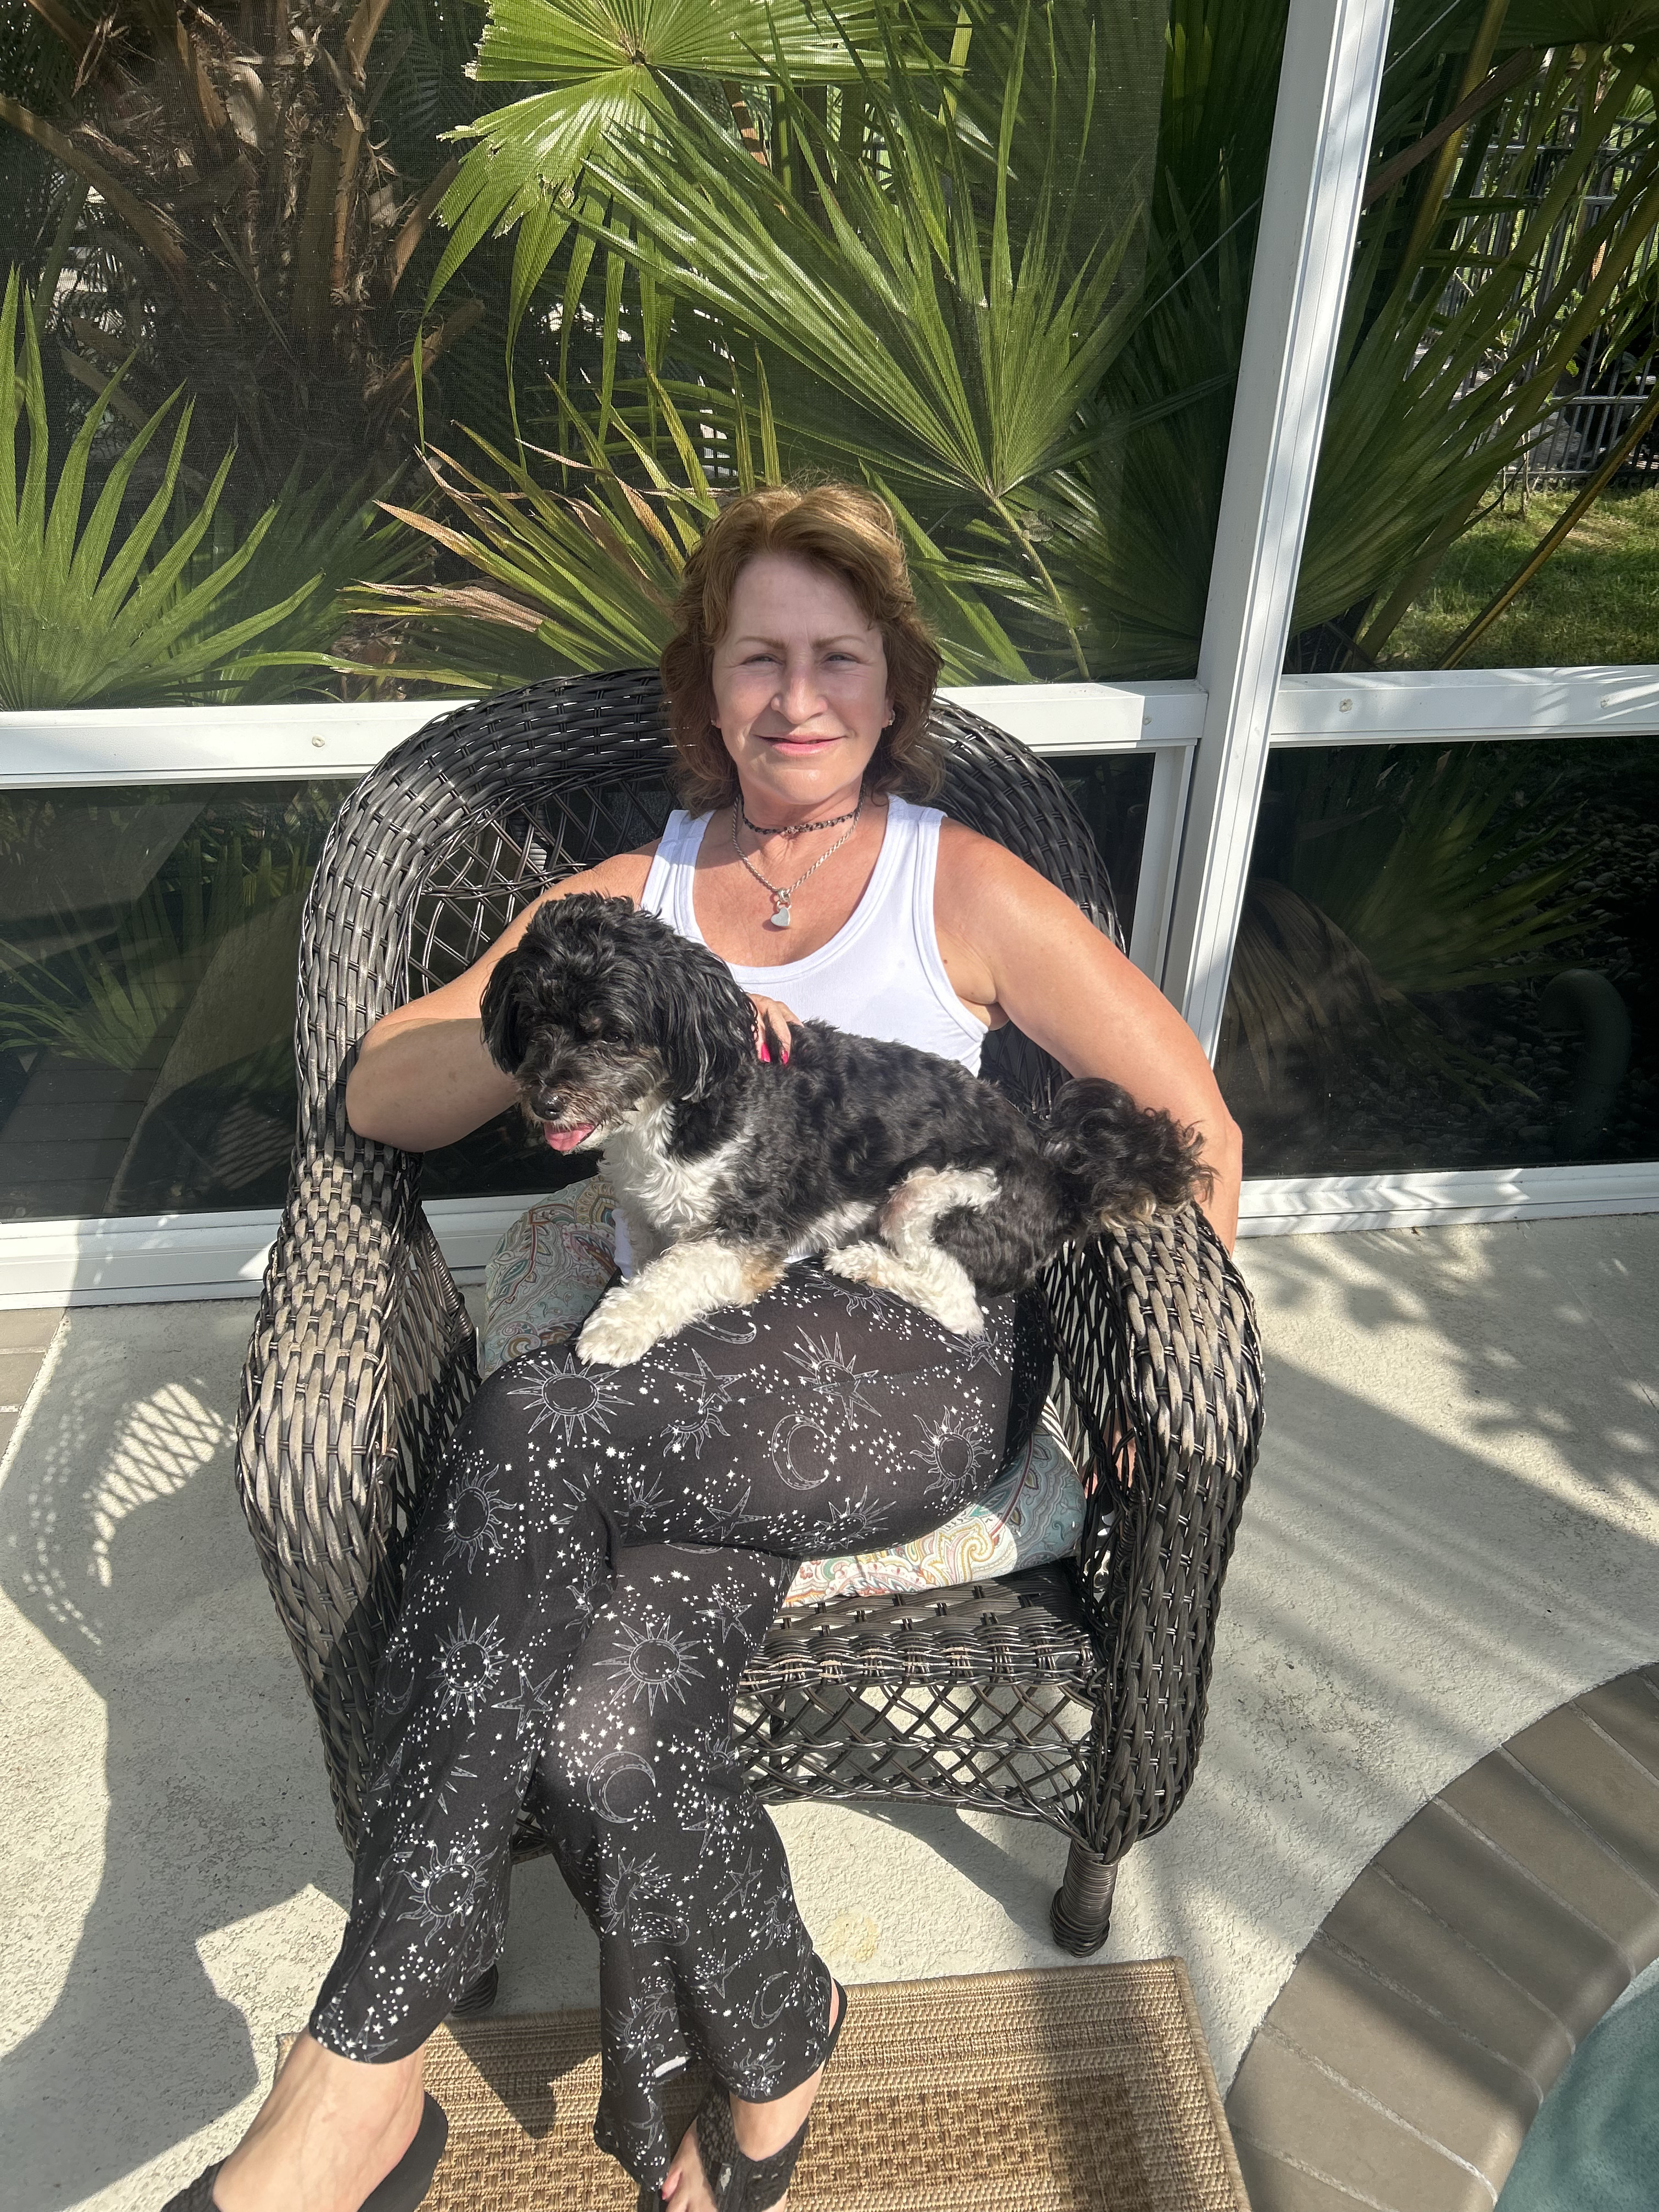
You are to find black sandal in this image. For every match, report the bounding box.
[641,1979,849,2212]
[160,2090,447,2211]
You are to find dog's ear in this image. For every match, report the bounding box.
[651,943,755,1103]
[479,948,528,1076]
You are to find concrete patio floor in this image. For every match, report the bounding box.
[3,1212,1657,2211]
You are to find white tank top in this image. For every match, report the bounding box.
[639,794,988,1071]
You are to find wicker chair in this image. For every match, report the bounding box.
[236,670,1263,1957]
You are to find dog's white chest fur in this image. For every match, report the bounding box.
[603,1099,737,1244]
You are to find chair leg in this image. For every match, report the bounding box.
[1050,1838,1118,1955]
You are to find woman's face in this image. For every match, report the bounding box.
[708,551,894,812]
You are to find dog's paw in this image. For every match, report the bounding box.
[823,1242,886,1285]
[577,1295,665,1368]
[924,1285,986,1337]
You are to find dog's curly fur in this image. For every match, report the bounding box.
[481,894,1208,1366]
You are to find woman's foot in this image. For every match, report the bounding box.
[211,2032,427,2212]
[658,1979,842,2212]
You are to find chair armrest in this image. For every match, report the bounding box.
[236,1133,477,1852]
[1042,1203,1265,1858]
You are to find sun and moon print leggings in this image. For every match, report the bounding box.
[308,1262,1028,2187]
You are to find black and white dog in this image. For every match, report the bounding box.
[480,894,1206,1368]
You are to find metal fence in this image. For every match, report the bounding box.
[1445,108,1659,487]
[1520,347,1659,486]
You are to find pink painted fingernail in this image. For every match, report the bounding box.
[759,1039,770,1062]
[781,1043,790,1064]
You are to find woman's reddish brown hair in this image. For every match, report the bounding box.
[659,483,945,812]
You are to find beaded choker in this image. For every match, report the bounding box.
[738,796,863,838]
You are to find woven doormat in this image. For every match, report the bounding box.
[381,1961,1250,2211]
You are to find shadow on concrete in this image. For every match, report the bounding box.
[1125,1215,1659,2081]
[1243,1214,1659,1523]
[0,1306,351,2211]
[852,1800,1068,1946]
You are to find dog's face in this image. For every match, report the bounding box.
[479,893,754,1154]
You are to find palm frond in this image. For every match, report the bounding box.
[430,0,895,323]
[1297,25,1659,655]
[568,6,1144,672]
[354,394,720,685]
[177,469,425,703]
[0,271,344,708]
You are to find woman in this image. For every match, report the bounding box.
[172,484,1241,2212]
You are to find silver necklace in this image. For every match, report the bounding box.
[731,792,864,929]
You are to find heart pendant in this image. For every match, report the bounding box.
[770,900,792,929]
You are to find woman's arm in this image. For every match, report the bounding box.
[935,823,1244,1249]
[345,851,654,1152]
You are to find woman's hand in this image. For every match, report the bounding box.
[748,994,799,1063]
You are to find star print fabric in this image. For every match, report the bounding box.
[308,1265,1016,2187]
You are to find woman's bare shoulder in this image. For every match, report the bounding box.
[934,816,1058,905]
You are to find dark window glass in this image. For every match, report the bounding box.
[0,782,563,1221]
[1053,755,1156,946]
[1216,740,1659,1174]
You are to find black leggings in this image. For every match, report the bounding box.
[308,1265,1018,2187]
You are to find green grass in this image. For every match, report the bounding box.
[1385,479,1659,668]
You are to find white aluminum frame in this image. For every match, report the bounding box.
[1269,665,1659,743]
[1160,0,1399,1058]
[0,1197,537,1309]
[1240,1164,1659,1237]
[5,0,1659,1304]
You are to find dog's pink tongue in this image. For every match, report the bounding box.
[544,1124,595,1153]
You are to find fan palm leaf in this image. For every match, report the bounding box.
[430,0,893,330]
[592,25,1136,499]
[578,5,1142,671]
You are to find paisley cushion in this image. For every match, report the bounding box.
[480,1176,622,1375]
[778,1408,1084,1603]
[479,1184,1086,1601]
